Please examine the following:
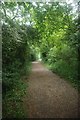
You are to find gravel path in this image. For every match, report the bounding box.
[23,61,78,118]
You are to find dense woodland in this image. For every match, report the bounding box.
[1,1,79,118]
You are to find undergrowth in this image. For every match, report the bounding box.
[2,62,31,118]
[43,61,78,90]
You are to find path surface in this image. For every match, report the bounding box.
[23,61,78,118]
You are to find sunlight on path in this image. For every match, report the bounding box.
[32,61,49,72]
[32,61,39,63]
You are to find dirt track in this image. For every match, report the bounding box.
[23,61,78,118]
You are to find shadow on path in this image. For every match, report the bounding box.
[23,61,78,118]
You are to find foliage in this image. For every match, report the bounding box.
[2,1,79,118]
[31,2,78,88]
[2,2,37,118]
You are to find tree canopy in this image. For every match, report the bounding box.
[2,1,79,117]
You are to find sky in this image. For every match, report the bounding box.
[3,0,79,3]
[2,0,78,25]
[32,0,78,13]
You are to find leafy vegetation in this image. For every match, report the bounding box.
[1,1,79,118]
[2,2,37,118]
[30,2,78,88]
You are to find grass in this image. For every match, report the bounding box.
[3,81,27,118]
[43,61,78,90]
[2,62,32,118]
